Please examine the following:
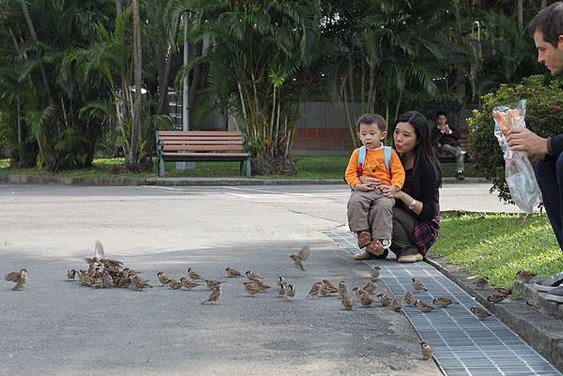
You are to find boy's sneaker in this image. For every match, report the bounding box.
[357,231,372,249]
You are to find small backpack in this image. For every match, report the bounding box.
[356,145,393,177]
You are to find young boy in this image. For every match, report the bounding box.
[345,114,405,259]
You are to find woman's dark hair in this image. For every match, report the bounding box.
[395,111,442,196]
[529,2,563,47]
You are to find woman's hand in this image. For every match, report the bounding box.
[354,183,375,192]
[379,184,400,198]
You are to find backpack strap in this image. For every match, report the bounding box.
[383,146,392,171]
[356,146,367,177]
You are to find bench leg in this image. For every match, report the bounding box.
[245,158,251,177]
[158,156,166,178]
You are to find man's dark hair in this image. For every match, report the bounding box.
[356,113,386,131]
[436,111,448,119]
[529,1,563,47]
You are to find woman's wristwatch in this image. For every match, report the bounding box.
[408,199,417,210]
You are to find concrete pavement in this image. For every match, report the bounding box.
[0,183,543,375]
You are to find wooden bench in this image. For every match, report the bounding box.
[435,128,470,162]
[156,130,252,177]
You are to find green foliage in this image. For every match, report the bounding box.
[432,213,562,288]
[468,75,563,202]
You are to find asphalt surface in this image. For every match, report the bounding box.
[0,183,521,375]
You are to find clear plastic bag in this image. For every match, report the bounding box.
[492,100,542,213]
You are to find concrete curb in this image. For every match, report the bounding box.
[0,173,488,187]
[425,255,563,372]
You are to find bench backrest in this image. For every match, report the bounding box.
[157,131,248,153]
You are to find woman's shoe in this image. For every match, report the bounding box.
[397,247,423,263]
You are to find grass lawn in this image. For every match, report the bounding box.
[0,156,479,180]
[431,212,563,288]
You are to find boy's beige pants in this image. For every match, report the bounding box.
[347,190,395,241]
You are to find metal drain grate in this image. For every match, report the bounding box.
[327,230,562,376]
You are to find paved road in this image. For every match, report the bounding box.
[0,183,520,375]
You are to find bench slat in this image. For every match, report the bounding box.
[162,144,246,152]
[158,131,242,137]
[162,152,250,158]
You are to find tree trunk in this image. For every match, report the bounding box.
[18,0,54,105]
[156,15,182,115]
[517,0,523,31]
[129,0,142,169]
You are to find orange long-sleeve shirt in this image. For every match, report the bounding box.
[345,147,405,189]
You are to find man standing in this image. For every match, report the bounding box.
[506,1,563,251]
[432,111,465,180]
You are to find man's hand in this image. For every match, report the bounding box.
[506,127,548,157]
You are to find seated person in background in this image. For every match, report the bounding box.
[432,111,465,180]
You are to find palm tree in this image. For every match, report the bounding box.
[182,0,321,174]
[128,0,143,170]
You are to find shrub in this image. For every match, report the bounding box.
[467,75,563,203]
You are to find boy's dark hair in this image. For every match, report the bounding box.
[529,2,563,47]
[436,111,448,119]
[356,113,386,131]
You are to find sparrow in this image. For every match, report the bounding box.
[253,279,271,292]
[157,271,173,286]
[225,267,242,278]
[377,293,393,306]
[94,240,105,259]
[187,268,202,280]
[473,276,490,287]
[494,287,512,296]
[244,281,259,296]
[404,291,415,306]
[278,277,288,296]
[338,281,349,298]
[487,291,508,303]
[245,270,263,281]
[516,270,536,283]
[432,296,457,308]
[370,266,381,280]
[67,269,78,281]
[340,290,354,311]
[414,299,434,312]
[362,279,377,294]
[5,269,27,290]
[112,270,132,288]
[205,279,224,290]
[168,279,183,289]
[352,287,373,307]
[391,298,403,312]
[132,275,151,291]
[307,282,323,298]
[202,285,222,304]
[420,341,433,361]
[284,284,296,298]
[180,278,201,290]
[322,279,339,294]
[290,245,310,271]
[411,277,428,292]
[470,305,492,320]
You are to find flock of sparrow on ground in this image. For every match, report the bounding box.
[3,241,538,362]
